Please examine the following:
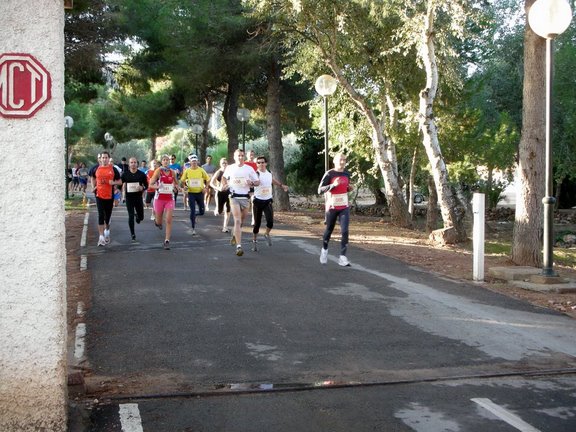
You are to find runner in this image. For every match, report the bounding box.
[209,158,231,233]
[149,155,180,250]
[251,156,288,251]
[244,150,258,225]
[145,160,158,213]
[182,159,191,211]
[317,153,354,266]
[91,151,122,246]
[180,154,210,236]
[221,149,260,256]
[202,155,217,212]
[138,160,149,174]
[121,157,148,242]
[77,162,89,196]
[168,154,182,208]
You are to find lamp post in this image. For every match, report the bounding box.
[104,132,114,151]
[528,0,572,277]
[315,75,338,172]
[64,116,74,199]
[191,124,203,156]
[236,108,251,151]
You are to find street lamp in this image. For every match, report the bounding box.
[104,132,114,150]
[315,74,338,171]
[236,108,251,151]
[528,0,572,277]
[64,116,74,199]
[191,124,203,156]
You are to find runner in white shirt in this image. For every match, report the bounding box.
[221,148,260,256]
[251,155,289,251]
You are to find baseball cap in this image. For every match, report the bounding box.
[188,154,198,161]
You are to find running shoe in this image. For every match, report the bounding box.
[104,229,110,244]
[338,255,351,267]
[163,240,170,250]
[214,210,219,216]
[154,221,163,230]
[236,245,244,256]
[251,240,258,252]
[320,248,328,265]
[230,235,236,245]
[264,233,272,246]
[222,227,229,233]
[150,214,155,221]
[97,236,106,247]
[136,216,141,224]
[192,229,197,236]
[131,234,136,242]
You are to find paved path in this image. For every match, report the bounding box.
[69,204,576,431]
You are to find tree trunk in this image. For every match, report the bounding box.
[370,183,387,206]
[408,146,418,218]
[511,0,545,267]
[418,0,466,242]
[199,94,214,162]
[426,174,439,233]
[327,61,412,228]
[223,83,240,160]
[487,167,494,209]
[266,57,290,211]
[150,136,157,161]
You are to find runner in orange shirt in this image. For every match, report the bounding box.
[92,151,122,246]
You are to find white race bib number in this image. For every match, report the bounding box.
[186,178,202,188]
[159,183,173,194]
[231,177,248,188]
[329,193,348,207]
[258,187,272,196]
[126,182,140,193]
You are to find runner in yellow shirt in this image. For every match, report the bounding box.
[180,154,211,236]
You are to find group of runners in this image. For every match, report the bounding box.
[90,148,353,265]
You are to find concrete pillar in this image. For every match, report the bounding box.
[0,2,67,431]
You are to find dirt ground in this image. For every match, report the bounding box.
[65,207,576,334]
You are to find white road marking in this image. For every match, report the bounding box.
[80,212,89,247]
[119,403,144,432]
[472,398,541,432]
[76,302,84,316]
[80,255,87,271]
[73,323,86,360]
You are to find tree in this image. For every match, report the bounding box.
[511,0,546,267]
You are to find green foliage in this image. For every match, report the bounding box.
[475,178,509,209]
[285,130,324,195]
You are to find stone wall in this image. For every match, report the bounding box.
[0,2,67,430]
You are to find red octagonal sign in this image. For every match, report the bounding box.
[0,53,52,119]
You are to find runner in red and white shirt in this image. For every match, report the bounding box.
[317,153,354,266]
[149,155,180,250]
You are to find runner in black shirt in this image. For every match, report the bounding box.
[121,157,148,241]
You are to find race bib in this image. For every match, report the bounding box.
[231,177,248,188]
[329,193,348,207]
[258,187,272,196]
[126,182,140,193]
[159,183,173,194]
[186,178,202,188]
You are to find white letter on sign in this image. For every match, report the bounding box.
[26,63,41,103]
[9,62,24,109]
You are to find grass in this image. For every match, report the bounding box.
[483,239,576,268]
[65,196,87,211]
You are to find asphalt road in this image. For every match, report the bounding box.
[69,202,576,432]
